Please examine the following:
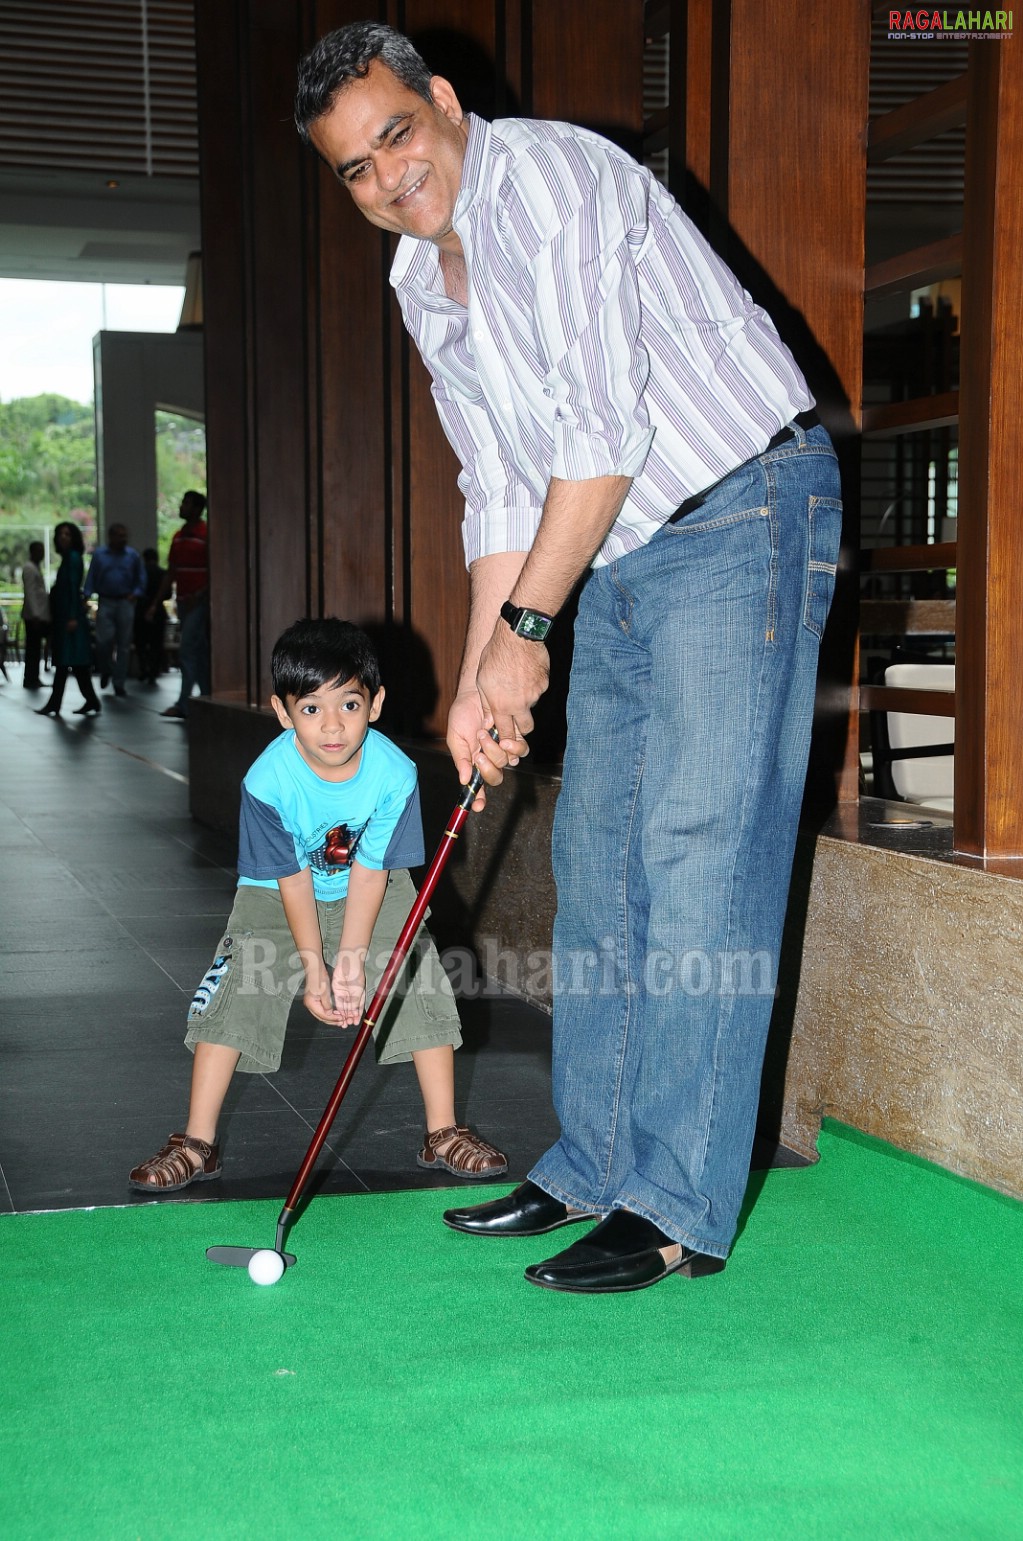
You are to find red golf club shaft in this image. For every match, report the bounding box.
[274,749,492,1251]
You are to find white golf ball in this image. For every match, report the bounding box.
[247,1249,286,1286]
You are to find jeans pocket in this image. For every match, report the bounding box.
[804,496,842,638]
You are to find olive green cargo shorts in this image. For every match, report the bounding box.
[184,870,461,1073]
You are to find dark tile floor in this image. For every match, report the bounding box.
[1,658,801,1219]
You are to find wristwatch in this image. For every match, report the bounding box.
[500,600,554,642]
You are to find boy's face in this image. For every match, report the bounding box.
[271,675,384,781]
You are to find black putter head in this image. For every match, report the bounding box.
[206,1246,297,1269]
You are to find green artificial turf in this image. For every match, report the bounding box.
[2,1122,1022,1540]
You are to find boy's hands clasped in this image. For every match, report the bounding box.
[330,951,367,1026]
[301,952,365,1027]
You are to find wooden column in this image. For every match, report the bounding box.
[196,0,314,707]
[956,41,1023,860]
[720,0,869,807]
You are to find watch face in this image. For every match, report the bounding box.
[517,610,552,640]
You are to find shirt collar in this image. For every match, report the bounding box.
[390,113,491,297]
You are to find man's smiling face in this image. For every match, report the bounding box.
[309,60,468,252]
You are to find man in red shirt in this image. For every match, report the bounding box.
[151,490,210,720]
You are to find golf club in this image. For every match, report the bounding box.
[207,727,500,1276]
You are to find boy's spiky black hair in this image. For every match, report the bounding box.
[271,617,382,703]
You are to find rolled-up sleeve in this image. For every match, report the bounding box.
[428,386,544,563]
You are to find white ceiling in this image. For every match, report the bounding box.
[0,0,199,287]
[0,167,199,286]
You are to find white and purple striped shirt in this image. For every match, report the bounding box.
[391,114,812,569]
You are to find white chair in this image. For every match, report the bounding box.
[882,661,955,811]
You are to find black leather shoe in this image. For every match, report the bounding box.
[524,1210,726,1294]
[442,1179,599,1238]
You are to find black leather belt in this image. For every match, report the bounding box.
[669,409,820,523]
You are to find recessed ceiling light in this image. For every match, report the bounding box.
[106,179,119,189]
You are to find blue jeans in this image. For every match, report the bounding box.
[176,594,210,711]
[530,423,842,1258]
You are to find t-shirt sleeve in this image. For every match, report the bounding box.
[237,786,304,881]
[356,780,426,871]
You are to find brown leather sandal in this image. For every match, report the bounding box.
[417,1125,508,1178]
[129,1132,222,1192]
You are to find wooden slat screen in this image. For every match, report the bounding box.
[0,0,197,177]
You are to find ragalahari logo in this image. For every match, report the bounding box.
[889,9,1013,37]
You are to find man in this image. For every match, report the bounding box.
[295,24,842,1294]
[83,522,146,696]
[151,490,210,720]
[135,547,167,685]
[21,540,50,690]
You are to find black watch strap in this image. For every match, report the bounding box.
[500,600,554,641]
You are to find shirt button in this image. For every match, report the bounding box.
[473,329,483,340]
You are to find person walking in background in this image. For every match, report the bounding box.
[151,490,209,720]
[83,522,146,697]
[134,547,167,685]
[35,521,102,718]
[21,540,50,691]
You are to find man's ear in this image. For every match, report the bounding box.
[429,75,464,126]
[368,685,385,723]
[270,694,293,730]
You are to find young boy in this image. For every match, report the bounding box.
[129,617,506,1191]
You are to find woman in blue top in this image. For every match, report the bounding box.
[36,521,102,718]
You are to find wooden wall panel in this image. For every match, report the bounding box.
[313,0,391,631]
[196,0,312,708]
[248,2,313,703]
[400,0,501,736]
[725,0,867,432]
[530,0,644,141]
[957,41,1023,859]
[194,0,251,700]
[684,0,715,193]
[723,0,869,807]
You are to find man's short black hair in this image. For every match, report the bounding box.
[271,617,382,703]
[294,22,433,145]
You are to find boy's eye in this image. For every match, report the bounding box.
[300,704,319,716]
[342,699,361,712]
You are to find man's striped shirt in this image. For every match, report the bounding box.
[391,113,812,569]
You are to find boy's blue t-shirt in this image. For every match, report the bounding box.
[236,728,425,901]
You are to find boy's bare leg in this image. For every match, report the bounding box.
[129,1040,239,1189]
[410,1043,456,1132]
[412,1043,508,1175]
[185,1040,241,1145]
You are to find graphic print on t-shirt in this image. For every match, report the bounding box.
[310,819,370,874]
